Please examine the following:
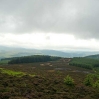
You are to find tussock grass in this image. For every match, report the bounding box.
[0,68,35,77]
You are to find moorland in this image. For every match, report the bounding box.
[0,55,99,99]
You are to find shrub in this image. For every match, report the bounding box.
[84,75,93,86]
[64,75,74,86]
[93,80,99,89]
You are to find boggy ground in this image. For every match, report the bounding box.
[0,59,98,99]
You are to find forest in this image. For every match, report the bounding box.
[8,55,61,64]
[69,57,99,69]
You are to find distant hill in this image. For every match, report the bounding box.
[85,54,99,59]
[0,46,77,59]
[0,46,99,59]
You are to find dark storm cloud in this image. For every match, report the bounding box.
[0,0,99,39]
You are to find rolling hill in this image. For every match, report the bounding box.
[0,46,99,59]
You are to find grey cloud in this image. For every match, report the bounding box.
[0,0,99,39]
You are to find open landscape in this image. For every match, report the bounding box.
[0,55,99,99]
[1,0,99,99]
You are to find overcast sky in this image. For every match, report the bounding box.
[0,0,99,51]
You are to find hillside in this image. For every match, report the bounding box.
[85,54,99,59]
[69,57,99,70]
[0,58,99,99]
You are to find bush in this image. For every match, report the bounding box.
[64,75,74,86]
[93,80,99,89]
[84,75,93,86]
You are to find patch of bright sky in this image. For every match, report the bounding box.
[0,33,99,51]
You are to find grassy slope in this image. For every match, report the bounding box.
[0,68,35,77]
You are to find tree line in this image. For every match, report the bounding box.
[8,55,61,64]
[69,57,99,69]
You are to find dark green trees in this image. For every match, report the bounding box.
[8,55,61,64]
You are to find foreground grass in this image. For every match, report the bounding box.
[0,68,35,77]
[0,71,99,99]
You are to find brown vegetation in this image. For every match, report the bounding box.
[0,58,98,99]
